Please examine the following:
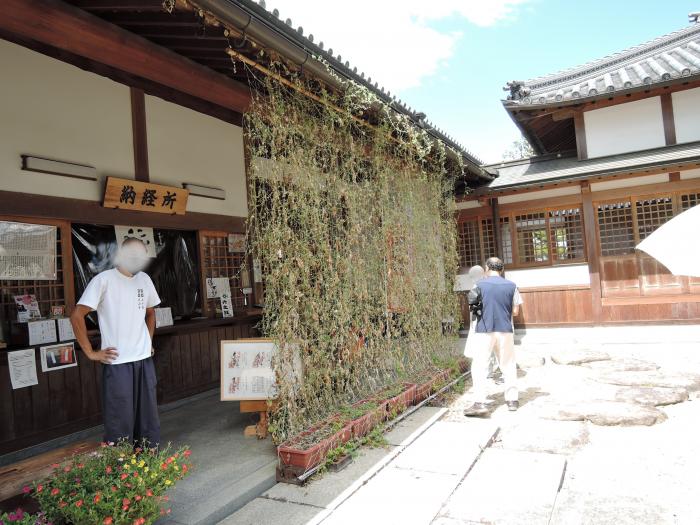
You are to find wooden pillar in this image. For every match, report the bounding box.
[580,181,602,324]
[130,87,149,182]
[491,197,503,260]
[574,111,588,160]
[660,93,677,146]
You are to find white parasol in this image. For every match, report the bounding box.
[636,204,700,277]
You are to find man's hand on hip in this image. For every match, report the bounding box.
[89,347,119,364]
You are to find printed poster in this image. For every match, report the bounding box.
[8,349,39,389]
[57,317,76,341]
[28,319,57,346]
[227,233,246,253]
[0,221,57,280]
[154,307,174,328]
[14,294,42,321]
[206,277,231,299]
[40,342,78,372]
[113,225,156,258]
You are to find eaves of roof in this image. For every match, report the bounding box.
[478,141,700,193]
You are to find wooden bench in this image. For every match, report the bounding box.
[0,441,99,502]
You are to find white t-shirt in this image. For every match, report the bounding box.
[77,268,161,365]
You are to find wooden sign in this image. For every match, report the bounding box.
[103,177,189,215]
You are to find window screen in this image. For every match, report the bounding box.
[515,212,549,264]
[597,201,635,256]
[635,196,674,241]
[549,207,585,261]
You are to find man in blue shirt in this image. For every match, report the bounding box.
[464,257,522,416]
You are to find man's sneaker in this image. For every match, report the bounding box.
[506,401,519,412]
[464,402,489,417]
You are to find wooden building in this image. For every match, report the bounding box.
[458,20,700,327]
[0,0,487,458]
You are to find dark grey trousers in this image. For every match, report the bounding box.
[102,357,160,448]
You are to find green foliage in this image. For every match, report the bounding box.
[26,442,191,525]
[244,67,461,443]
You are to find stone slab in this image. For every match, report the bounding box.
[439,449,566,525]
[217,497,322,525]
[495,419,589,454]
[516,352,546,368]
[551,349,610,366]
[614,386,688,406]
[537,400,667,426]
[391,420,498,475]
[322,467,458,525]
[595,371,700,391]
[385,406,446,446]
[582,358,660,373]
[549,490,679,525]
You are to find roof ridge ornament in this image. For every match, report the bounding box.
[504,81,530,101]
[690,12,700,23]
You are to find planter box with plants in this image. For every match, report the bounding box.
[277,418,353,473]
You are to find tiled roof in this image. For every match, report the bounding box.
[482,141,700,190]
[235,0,483,167]
[504,22,700,107]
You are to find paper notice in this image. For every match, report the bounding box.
[206,277,231,299]
[0,221,57,280]
[155,307,174,328]
[28,319,57,346]
[57,317,76,341]
[114,225,156,258]
[8,349,39,389]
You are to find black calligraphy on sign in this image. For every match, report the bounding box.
[162,191,177,210]
[125,227,151,246]
[141,189,157,207]
[120,185,137,205]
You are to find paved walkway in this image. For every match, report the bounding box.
[221,340,700,525]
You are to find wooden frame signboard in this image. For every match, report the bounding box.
[220,338,278,401]
[103,176,189,215]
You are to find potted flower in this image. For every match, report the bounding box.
[24,441,192,525]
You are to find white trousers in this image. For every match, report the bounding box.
[470,331,517,403]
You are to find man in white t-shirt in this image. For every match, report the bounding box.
[71,237,161,447]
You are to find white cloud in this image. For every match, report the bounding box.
[267,0,529,92]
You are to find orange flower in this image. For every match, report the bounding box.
[77,463,85,469]
[63,466,71,473]
[36,484,44,493]
[94,493,101,504]
[132,471,139,478]
[121,473,129,480]
[51,462,60,468]
[103,517,113,525]
[111,485,117,492]
[165,456,174,465]
[133,518,146,525]
[146,489,153,497]
[122,498,131,506]
[22,485,31,494]
[75,499,83,508]
[182,464,189,474]
[135,495,142,501]
[106,466,113,474]
[58,501,67,508]
[51,488,60,496]
[183,450,191,458]
[160,463,168,470]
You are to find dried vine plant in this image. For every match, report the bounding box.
[244,64,462,443]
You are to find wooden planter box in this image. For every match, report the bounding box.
[349,399,388,438]
[278,420,353,471]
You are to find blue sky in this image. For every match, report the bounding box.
[272,1,698,162]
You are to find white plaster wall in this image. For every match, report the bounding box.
[455,200,482,210]
[590,173,669,192]
[584,97,665,158]
[145,95,247,217]
[0,39,133,201]
[505,263,590,289]
[497,185,581,204]
[672,87,700,144]
[680,168,700,180]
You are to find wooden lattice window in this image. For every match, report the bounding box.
[597,201,635,256]
[499,217,513,265]
[0,218,74,326]
[635,196,674,241]
[549,207,585,261]
[456,218,497,269]
[680,192,700,211]
[199,231,247,316]
[515,212,549,264]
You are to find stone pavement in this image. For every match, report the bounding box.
[221,340,700,525]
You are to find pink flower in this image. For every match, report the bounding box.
[22,486,31,494]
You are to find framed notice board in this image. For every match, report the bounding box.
[220,338,277,401]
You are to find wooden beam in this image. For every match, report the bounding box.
[660,93,677,146]
[1,0,250,113]
[130,87,149,182]
[491,198,502,260]
[580,181,603,324]
[0,190,246,233]
[573,111,588,160]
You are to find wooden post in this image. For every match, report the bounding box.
[491,198,503,260]
[574,111,588,161]
[660,93,677,146]
[580,181,602,324]
[130,87,149,182]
